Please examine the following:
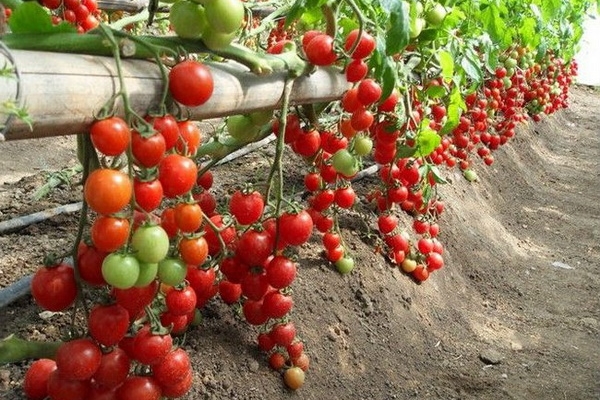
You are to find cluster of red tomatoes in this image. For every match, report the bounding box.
[40,0,100,33]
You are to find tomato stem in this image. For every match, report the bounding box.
[0,334,61,363]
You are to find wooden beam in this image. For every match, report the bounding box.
[0,50,350,141]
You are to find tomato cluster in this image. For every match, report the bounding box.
[40,0,100,32]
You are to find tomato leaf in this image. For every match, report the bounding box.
[438,50,454,83]
[441,86,465,135]
[380,0,410,55]
[8,2,76,34]
[414,123,441,157]
[460,47,483,84]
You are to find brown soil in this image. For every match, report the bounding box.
[0,86,598,400]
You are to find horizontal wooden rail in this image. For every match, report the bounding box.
[0,50,350,141]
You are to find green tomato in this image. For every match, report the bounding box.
[425,3,447,26]
[335,257,355,274]
[410,18,425,39]
[169,0,208,39]
[248,110,273,126]
[226,115,255,143]
[463,169,478,182]
[204,0,244,34]
[353,135,373,156]
[102,253,140,289]
[131,225,170,264]
[134,261,158,287]
[158,258,187,286]
[331,149,358,176]
[504,58,518,69]
[201,27,237,50]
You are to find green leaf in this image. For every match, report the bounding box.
[425,85,446,99]
[441,86,465,135]
[438,50,454,83]
[8,2,76,34]
[414,125,441,157]
[460,47,483,84]
[384,0,410,55]
[396,145,417,158]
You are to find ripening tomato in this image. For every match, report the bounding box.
[178,236,209,266]
[169,60,214,107]
[77,242,107,287]
[90,215,130,253]
[284,366,305,390]
[174,202,203,233]
[84,169,132,215]
[90,117,131,156]
[158,154,198,198]
[31,263,77,312]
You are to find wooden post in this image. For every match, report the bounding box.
[0,50,350,140]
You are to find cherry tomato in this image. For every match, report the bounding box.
[169,0,207,39]
[88,303,130,346]
[236,229,273,266]
[132,326,173,365]
[152,348,192,389]
[157,258,187,286]
[169,60,214,107]
[344,29,376,59]
[174,202,203,233]
[158,154,198,198]
[304,34,337,66]
[229,189,264,225]
[23,359,56,400]
[176,120,202,157]
[204,0,244,34]
[102,253,140,289]
[132,131,167,168]
[134,179,163,212]
[116,376,162,400]
[56,338,102,381]
[179,236,209,266]
[84,169,132,215]
[31,263,77,312]
[47,369,90,400]
[166,285,197,316]
[131,224,170,264]
[278,210,313,246]
[284,366,305,390]
[335,256,355,274]
[90,215,130,253]
[92,347,131,389]
[90,117,131,156]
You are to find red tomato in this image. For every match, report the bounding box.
[31,263,77,312]
[176,120,202,156]
[278,210,313,246]
[152,348,191,389]
[90,117,131,156]
[113,281,158,320]
[24,359,56,400]
[169,60,214,107]
[77,242,107,286]
[134,178,163,212]
[344,29,376,59]
[132,130,167,168]
[165,285,197,316]
[203,214,237,256]
[47,369,90,400]
[88,303,130,346]
[92,347,131,389]
[116,376,162,400]
[158,154,198,198]
[55,338,102,381]
[229,189,264,225]
[218,280,242,304]
[270,322,296,347]
[236,229,273,266]
[84,169,132,215]
[132,326,173,365]
[304,34,337,66]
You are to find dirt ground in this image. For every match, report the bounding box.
[0,86,598,400]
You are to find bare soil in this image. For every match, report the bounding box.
[0,86,598,400]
